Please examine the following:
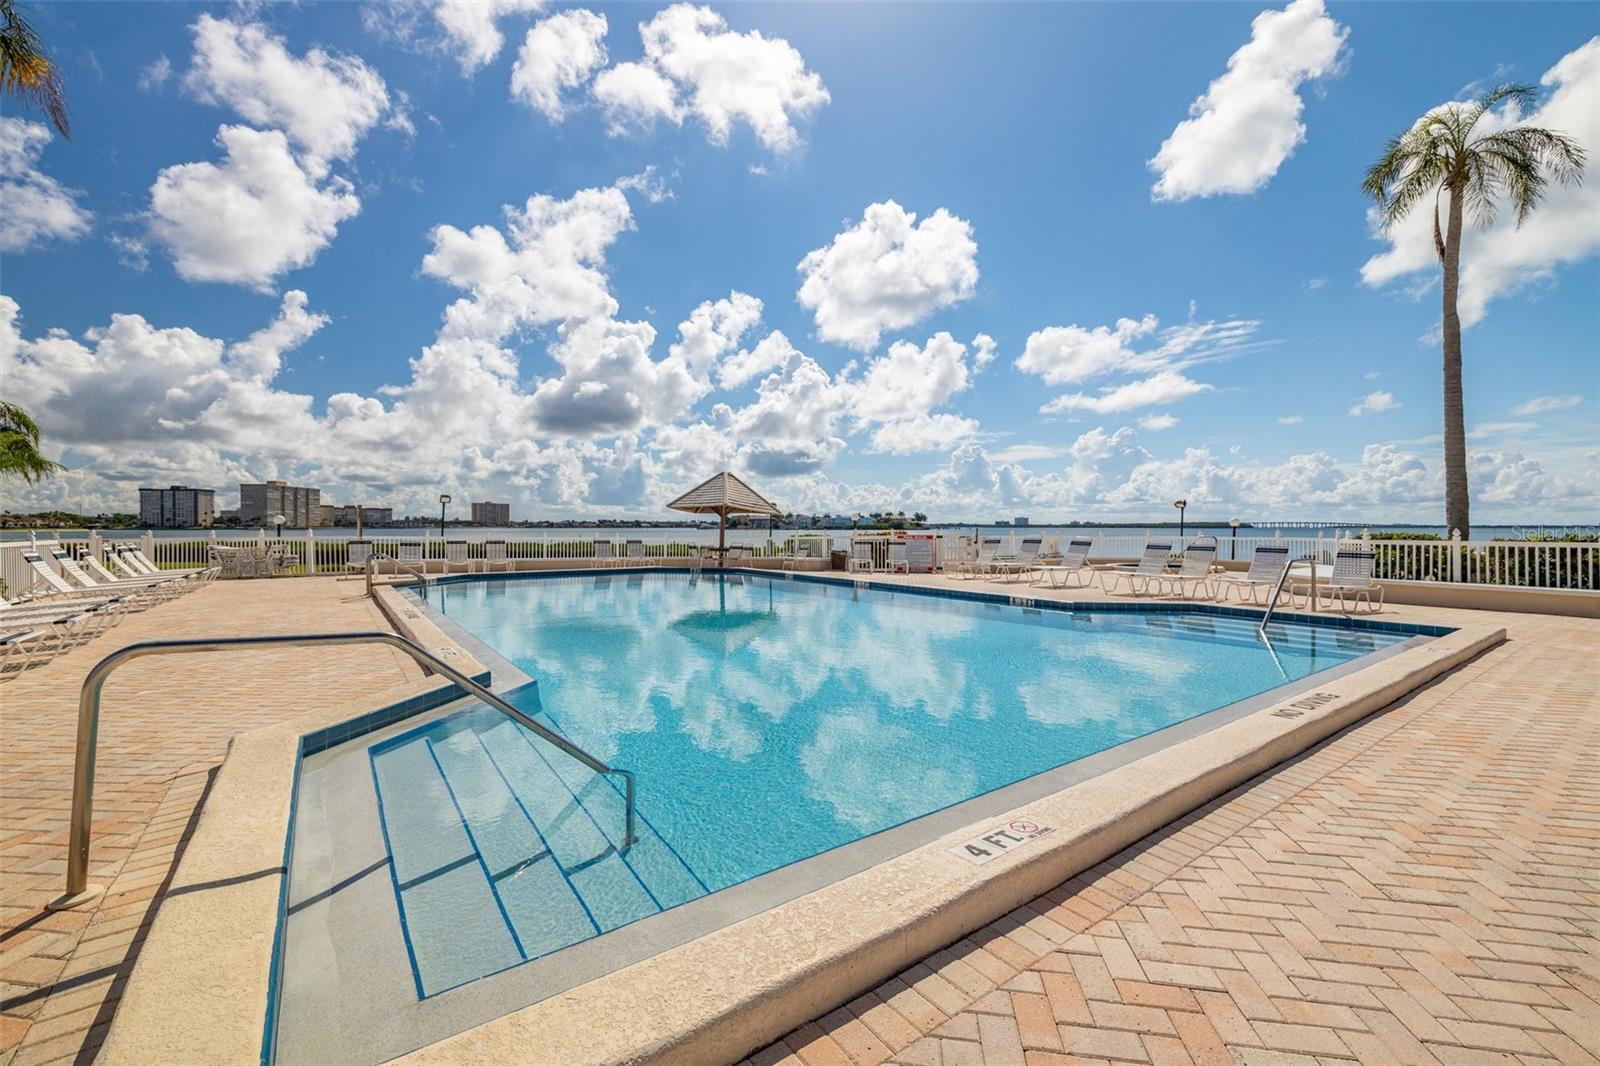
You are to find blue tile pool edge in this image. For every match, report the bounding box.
[263,669,493,1064]
[414,566,1455,639]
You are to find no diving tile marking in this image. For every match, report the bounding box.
[949,819,1054,866]
[1269,691,1337,719]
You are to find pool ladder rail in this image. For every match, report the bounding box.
[1258,553,1314,634]
[50,631,636,910]
[364,551,432,601]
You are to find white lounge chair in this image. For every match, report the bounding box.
[782,540,817,571]
[593,540,617,567]
[483,540,510,572]
[1031,537,1097,589]
[725,545,749,565]
[1216,544,1292,604]
[1,593,121,643]
[444,539,471,573]
[990,536,1043,583]
[397,542,426,574]
[624,539,647,567]
[1100,541,1175,596]
[15,551,142,617]
[961,537,1005,579]
[887,542,910,574]
[1154,537,1220,600]
[49,547,186,602]
[848,540,876,572]
[1291,547,1385,613]
[346,539,373,571]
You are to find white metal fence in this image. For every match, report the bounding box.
[2,529,1594,595]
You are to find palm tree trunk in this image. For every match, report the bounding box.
[1440,179,1470,540]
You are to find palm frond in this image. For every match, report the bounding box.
[0,399,64,485]
[1471,126,1586,226]
[0,0,69,139]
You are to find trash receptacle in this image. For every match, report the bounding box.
[830,549,848,571]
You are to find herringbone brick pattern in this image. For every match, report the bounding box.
[0,579,419,1066]
[756,613,1600,1066]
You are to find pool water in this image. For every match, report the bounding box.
[364,571,1413,997]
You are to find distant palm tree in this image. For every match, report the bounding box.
[1362,84,1583,539]
[1,0,69,138]
[1,400,64,484]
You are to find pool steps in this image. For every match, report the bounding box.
[371,693,707,997]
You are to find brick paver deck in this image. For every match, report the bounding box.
[756,608,1600,1066]
[2,574,1597,1066]
[1,578,420,1066]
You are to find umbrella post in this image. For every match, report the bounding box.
[719,511,727,568]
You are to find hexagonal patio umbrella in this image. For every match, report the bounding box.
[666,470,783,564]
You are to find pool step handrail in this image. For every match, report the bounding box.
[51,630,636,910]
[1258,554,1312,634]
[365,551,431,601]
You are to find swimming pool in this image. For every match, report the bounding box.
[275,570,1433,1062]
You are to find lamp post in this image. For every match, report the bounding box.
[439,493,451,540]
[272,513,286,539]
[1174,499,1187,539]
[1229,516,1241,560]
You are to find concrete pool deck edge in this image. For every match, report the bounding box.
[95,588,1504,1065]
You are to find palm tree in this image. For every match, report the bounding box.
[1,399,64,484]
[1,0,69,138]
[1362,84,1584,539]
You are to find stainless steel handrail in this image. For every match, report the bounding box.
[1258,554,1311,633]
[364,551,431,601]
[51,631,636,909]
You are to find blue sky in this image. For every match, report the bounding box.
[2,1,1596,522]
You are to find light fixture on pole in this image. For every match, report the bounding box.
[1229,516,1241,560]
[271,513,286,539]
[1173,499,1187,538]
[439,494,451,540]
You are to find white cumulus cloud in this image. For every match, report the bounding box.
[1149,0,1348,201]
[1348,390,1400,416]
[593,4,827,152]
[184,14,397,165]
[0,117,92,253]
[511,9,609,121]
[1360,38,1600,329]
[797,200,978,352]
[147,125,360,291]
[434,0,547,74]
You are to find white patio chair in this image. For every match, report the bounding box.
[1291,547,1384,613]
[990,536,1043,583]
[1154,537,1220,600]
[483,540,510,572]
[445,539,471,573]
[963,536,1005,579]
[848,540,875,572]
[593,540,617,567]
[1031,537,1097,589]
[887,542,910,574]
[625,539,648,567]
[1100,541,1175,596]
[1216,544,1292,605]
[781,540,815,571]
[346,539,373,571]
[397,542,426,573]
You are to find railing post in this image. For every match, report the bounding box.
[141,530,156,567]
[305,528,317,576]
[1449,528,1462,583]
[88,529,102,562]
